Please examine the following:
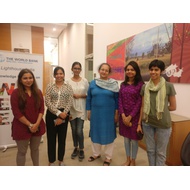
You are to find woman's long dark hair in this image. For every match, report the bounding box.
[17,69,41,111]
[122,61,144,86]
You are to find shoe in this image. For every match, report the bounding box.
[103,158,111,166]
[78,150,85,161]
[122,161,130,166]
[130,161,136,166]
[49,163,55,166]
[59,162,65,166]
[88,155,101,162]
[71,148,78,159]
[103,161,110,166]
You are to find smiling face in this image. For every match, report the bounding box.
[125,65,136,80]
[72,64,81,76]
[149,66,162,82]
[20,73,34,89]
[54,69,65,82]
[99,64,110,80]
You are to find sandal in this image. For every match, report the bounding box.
[103,159,111,166]
[88,155,101,162]
[103,161,110,166]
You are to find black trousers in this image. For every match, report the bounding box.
[45,109,69,163]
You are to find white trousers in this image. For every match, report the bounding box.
[91,141,114,160]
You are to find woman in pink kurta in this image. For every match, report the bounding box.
[118,61,144,166]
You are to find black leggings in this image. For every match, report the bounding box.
[45,109,69,163]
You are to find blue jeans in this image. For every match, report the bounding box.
[70,118,84,149]
[124,137,138,159]
[142,122,172,166]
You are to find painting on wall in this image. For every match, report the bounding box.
[107,23,190,83]
[107,39,127,80]
[169,23,190,83]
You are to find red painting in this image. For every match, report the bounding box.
[107,36,134,80]
[169,23,190,83]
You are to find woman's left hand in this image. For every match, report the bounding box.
[29,123,39,133]
[59,112,67,120]
[137,124,143,133]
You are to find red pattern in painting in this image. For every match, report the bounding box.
[107,36,134,80]
[170,23,190,83]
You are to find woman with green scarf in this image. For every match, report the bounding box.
[140,59,176,166]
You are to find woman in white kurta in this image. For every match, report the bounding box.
[67,62,89,161]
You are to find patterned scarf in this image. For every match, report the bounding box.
[143,76,166,122]
[95,78,119,92]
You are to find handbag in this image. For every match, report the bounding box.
[137,131,144,140]
[180,132,190,166]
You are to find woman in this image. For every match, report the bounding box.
[86,63,119,166]
[67,62,89,161]
[45,66,73,166]
[140,59,176,166]
[10,69,45,166]
[118,61,144,166]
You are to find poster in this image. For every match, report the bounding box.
[0,51,43,150]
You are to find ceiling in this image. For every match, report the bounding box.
[23,23,67,38]
[19,23,93,63]
[23,23,93,38]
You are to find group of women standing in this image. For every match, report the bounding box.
[10,62,88,166]
[10,59,176,166]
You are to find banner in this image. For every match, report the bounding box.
[0,51,43,150]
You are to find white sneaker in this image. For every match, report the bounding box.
[49,163,55,166]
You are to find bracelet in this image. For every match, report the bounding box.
[138,124,141,125]
[28,123,33,129]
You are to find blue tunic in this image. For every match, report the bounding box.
[86,80,118,144]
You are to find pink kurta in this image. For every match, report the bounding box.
[118,82,143,140]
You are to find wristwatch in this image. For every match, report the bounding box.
[28,123,33,129]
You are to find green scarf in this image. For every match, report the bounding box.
[143,76,166,122]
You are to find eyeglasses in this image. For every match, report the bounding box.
[73,68,81,70]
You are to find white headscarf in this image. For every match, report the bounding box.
[95,78,119,92]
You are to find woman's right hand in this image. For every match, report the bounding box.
[122,114,132,127]
[87,111,91,121]
[54,118,64,126]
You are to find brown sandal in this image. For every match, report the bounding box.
[103,161,110,166]
[103,159,111,166]
[88,155,101,162]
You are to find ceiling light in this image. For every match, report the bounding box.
[53,28,56,31]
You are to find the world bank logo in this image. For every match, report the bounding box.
[0,54,5,62]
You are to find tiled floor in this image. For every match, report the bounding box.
[0,120,149,166]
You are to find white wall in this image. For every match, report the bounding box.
[93,23,190,118]
[11,24,32,52]
[58,23,86,80]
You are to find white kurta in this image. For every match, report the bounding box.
[67,78,89,120]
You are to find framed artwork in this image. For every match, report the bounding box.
[107,23,190,83]
[107,39,127,80]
